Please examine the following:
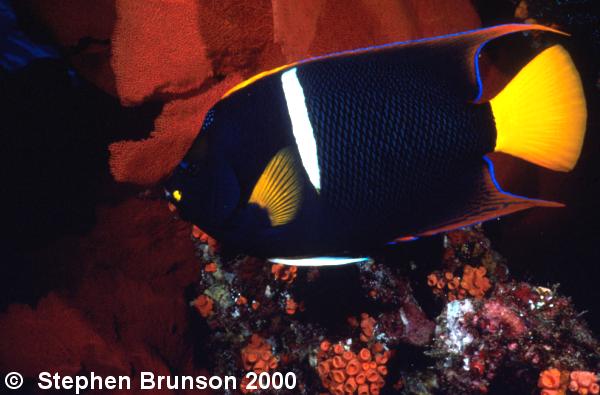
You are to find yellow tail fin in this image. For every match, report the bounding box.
[491,45,587,171]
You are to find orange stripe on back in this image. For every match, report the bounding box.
[222,63,298,98]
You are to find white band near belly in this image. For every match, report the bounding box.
[269,256,372,267]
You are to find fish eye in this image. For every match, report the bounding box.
[173,190,182,202]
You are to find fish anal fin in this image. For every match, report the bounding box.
[416,157,563,237]
[249,147,303,227]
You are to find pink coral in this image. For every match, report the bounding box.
[482,300,526,337]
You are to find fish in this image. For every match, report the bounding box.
[165,24,587,266]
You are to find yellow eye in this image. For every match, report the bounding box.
[173,190,182,202]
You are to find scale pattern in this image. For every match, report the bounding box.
[297,50,496,229]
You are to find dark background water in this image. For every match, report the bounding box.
[474,0,600,333]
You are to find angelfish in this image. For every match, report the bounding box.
[165,24,587,266]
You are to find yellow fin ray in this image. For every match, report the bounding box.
[491,45,587,172]
[249,147,303,226]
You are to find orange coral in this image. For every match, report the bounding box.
[460,265,491,298]
[204,262,217,273]
[191,225,203,239]
[241,334,278,372]
[538,369,568,395]
[240,334,278,392]
[286,298,298,315]
[271,264,298,283]
[569,371,599,395]
[192,295,214,318]
[537,369,599,395]
[236,296,248,306]
[316,341,390,395]
[427,273,438,287]
[359,313,376,342]
[190,226,220,251]
[428,265,491,300]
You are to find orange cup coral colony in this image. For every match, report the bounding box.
[461,265,492,298]
[316,313,390,395]
[191,225,219,251]
[538,368,565,395]
[240,334,279,393]
[317,341,390,395]
[191,294,214,318]
[569,371,600,395]
[428,265,492,301]
[538,368,599,395]
[271,263,298,284]
[285,297,299,315]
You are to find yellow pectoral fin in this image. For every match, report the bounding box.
[249,147,303,226]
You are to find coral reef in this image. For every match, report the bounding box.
[537,369,600,395]
[316,340,390,395]
[240,334,280,393]
[185,220,600,394]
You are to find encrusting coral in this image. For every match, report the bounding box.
[460,265,491,298]
[184,222,599,394]
[191,294,214,318]
[240,334,279,393]
[538,368,568,395]
[537,369,600,395]
[272,264,298,284]
[316,340,391,395]
[427,264,492,301]
[568,371,599,395]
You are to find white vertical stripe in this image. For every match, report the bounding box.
[281,68,321,192]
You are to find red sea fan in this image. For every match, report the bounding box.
[18,0,481,185]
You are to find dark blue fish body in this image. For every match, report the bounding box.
[167,24,586,262]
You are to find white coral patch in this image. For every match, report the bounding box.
[437,299,475,354]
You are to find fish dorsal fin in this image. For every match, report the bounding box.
[223,24,565,101]
[387,24,567,103]
[414,157,563,237]
[249,147,303,227]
